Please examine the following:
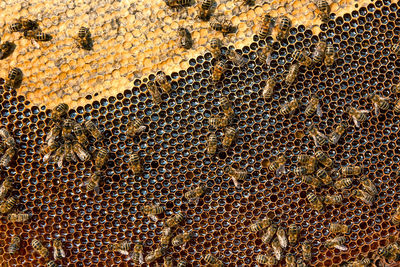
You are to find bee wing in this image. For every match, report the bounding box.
[57,154,64,168]
[359,110,369,113]
[276,165,286,177]
[30,39,40,49]
[53,249,58,259]
[232,177,241,189]
[60,248,66,258]
[139,252,144,264]
[352,116,360,128]
[118,249,129,256]
[316,103,322,117]
[334,244,348,251]
[149,215,158,222]
[312,135,319,146]
[43,152,52,162]
[94,185,100,195]
[265,54,272,66]
[374,103,379,116]
[0,154,11,167]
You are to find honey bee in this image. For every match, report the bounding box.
[262,78,276,99]
[46,261,56,267]
[84,171,102,194]
[297,258,307,267]
[73,123,88,146]
[315,151,332,167]
[268,155,287,177]
[256,254,277,265]
[298,155,317,168]
[172,231,194,248]
[288,224,299,244]
[212,60,226,82]
[227,47,246,66]
[64,141,77,163]
[95,148,108,170]
[210,18,237,36]
[163,256,174,267]
[0,178,13,200]
[323,194,343,205]
[261,224,277,244]
[347,107,368,128]
[341,166,361,177]
[285,64,300,86]
[378,244,400,262]
[271,238,282,260]
[345,257,370,267]
[0,196,17,214]
[316,169,332,185]
[204,254,223,267]
[209,38,222,58]
[52,103,69,122]
[328,124,346,145]
[307,192,323,211]
[166,0,194,9]
[394,99,400,113]
[75,26,93,50]
[368,92,390,115]
[392,43,400,57]
[295,49,313,67]
[10,18,39,32]
[316,0,330,22]
[141,204,164,222]
[160,227,172,247]
[148,81,162,103]
[8,236,20,254]
[259,14,273,39]
[309,126,328,146]
[325,236,348,251]
[0,149,15,166]
[207,132,218,156]
[329,223,349,234]
[4,67,23,90]
[302,175,322,189]
[177,261,187,267]
[61,119,75,140]
[178,28,193,49]
[53,144,66,168]
[165,212,185,229]
[220,97,234,118]
[222,126,236,149]
[32,239,49,258]
[184,185,206,204]
[199,0,217,21]
[324,42,336,66]
[280,99,299,116]
[131,243,144,265]
[156,72,172,94]
[276,16,291,41]
[302,241,312,262]
[312,41,327,64]
[110,241,131,256]
[8,213,31,222]
[129,153,142,175]
[24,29,52,42]
[127,118,146,136]
[286,254,296,267]
[352,189,374,206]
[145,246,167,263]
[53,238,65,259]
[72,141,90,162]
[294,166,316,176]
[334,178,352,190]
[84,120,102,140]
[0,41,14,60]
[0,128,11,140]
[249,218,271,232]
[360,178,377,196]
[391,206,400,225]
[305,96,322,117]
[45,125,61,147]
[259,43,273,65]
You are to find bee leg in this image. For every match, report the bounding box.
[149,215,158,222]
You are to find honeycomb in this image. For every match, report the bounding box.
[0,0,400,266]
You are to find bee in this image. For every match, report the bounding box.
[307,192,324,211]
[207,132,218,156]
[0,41,14,60]
[64,141,77,163]
[222,126,236,149]
[268,155,286,177]
[305,96,322,117]
[131,243,144,265]
[330,223,349,234]
[9,21,23,32]
[127,118,146,136]
[0,128,11,139]
[276,227,287,249]
[47,261,57,267]
[261,224,277,244]
[156,72,171,94]
[328,124,346,145]
[315,151,333,167]
[259,43,273,65]
[178,28,192,49]
[32,239,49,258]
[302,241,312,262]
[325,236,348,251]
[160,227,173,247]
[24,30,52,42]
[286,254,296,267]
[165,212,185,229]
[209,38,222,58]
[163,256,174,267]
[177,261,187,267]
[312,41,327,64]
[294,166,316,176]
[184,185,206,204]
[334,178,352,190]
[227,166,247,188]
[84,171,102,194]
[227,47,246,66]
[45,124,61,147]
[298,155,317,167]
[302,175,322,189]
[324,42,336,66]
[0,196,17,214]
[53,238,65,259]
[361,178,377,196]
[172,231,194,248]
[276,16,291,41]
[378,245,400,262]
[347,107,368,128]
[204,254,223,267]
[52,103,69,122]
[394,98,400,113]
[285,64,300,86]
[4,67,23,90]
[295,49,313,67]
[75,27,93,50]
[141,205,164,221]
[148,81,162,103]
[259,14,273,39]
[323,194,343,205]
[109,241,131,256]
[0,178,13,200]
[288,224,299,244]
[280,99,299,116]
[220,97,234,118]
[84,120,102,139]
[129,153,142,175]
[210,18,237,36]
[262,78,276,99]
[271,238,282,260]
[316,169,332,185]
[166,0,194,9]
[61,119,75,140]
[10,18,39,32]
[316,0,330,22]
[145,246,166,263]
[392,206,400,225]
[212,60,225,82]
[297,258,307,267]
[95,148,108,170]
[341,166,362,177]
[72,141,90,162]
[249,218,271,232]
[74,123,88,146]
[368,92,390,115]
[256,254,277,265]
[352,189,374,206]
[199,0,217,21]
[346,257,370,267]
[8,236,20,254]
[392,43,400,57]
[8,213,31,222]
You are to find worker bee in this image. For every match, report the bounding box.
[156,72,171,94]
[298,155,317,168]
[352,189,374,206]
[129,153,142,175]
[309,126,328,146]
[127,118,146,136]
[271,238,282,260]
[8,236,20,254]
[160,227,172,247]
[307,192,324,211]
[345,257,370,267]
[52,103,69,122]
[334,178,352,190]
[302,241,312,262]
[0,148,15,166]
[285,63,300,86]
[312,41,327,64]
[361,178,377,196]
[316,0,330,22]
[210,18,237,36]
[325,236,348,251]
[145,246,167,263]
[73,123,88,146]
[392,206,400,225]
[0,196,17,214]
[295,49,313,67]
[72,141,90,162]
[347,107,368,128]
[209,114,229,128]
[259,14,273,39]
[288,224,299,244]
[166,0,194,9]
[0,41,14,60]
[315,151,333,167]
[84,120,102,140]
[316,169,332,185]
[280,99,299,116]
[177,261,187,267]
[10,18,39,32]
[9,21,23,32]
[131,243,144,265]
[392,43,400,57]
[46,261,57,267]
[341,166,361,177]
[330,223,349,234]
[53,238,65,259]
[286,254,296,267]
[75,27,93,50]
[297,258,307,267]
[204,254,223,266]
[4,67,23,90]
[261,224,277,244]
[222,126,236,149]
[378,244,400,261]
[324,42,336,66]
[148,81,162,103]
[24,29,52,42]
[227,47,246,66]
[0,178,13,200]
[32,239,49,258]
[294,166,316,176]
[209,38,222,58]
[394,98,400,113]
[172,231,194,248]
[220,96,234,118]
[178,28,193,49]
[199,0,217,21]
[109,241,131,256]
[61,119,75,140]
[276,227,287,248]
[368,92,390,115]
[328,124,346,145]
[207,132,218,156]
[259,43,273,65]
[64,141,78,163]
[256,254,277,265]
[163,256,174,267]
[249,218,271,232]
[323,194,343,205]
[8,213,31,222]
[302,175,322,189]
[305,96,322,117]
[0,128,11,139]
[268,155,287,177]
[84,171,102,194]
[95,148,108,169]
[141,204,164,221]
[52,144,66,168]
[262,78,276,99]
[227,166,247,188]
[165,212,185,229]
[212,60,226,82]
[184,185,206,204]
[45,124,61,147]
[276,16,291,41]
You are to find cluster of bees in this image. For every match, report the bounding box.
[9,18,52,44]
[28,238,65,267]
